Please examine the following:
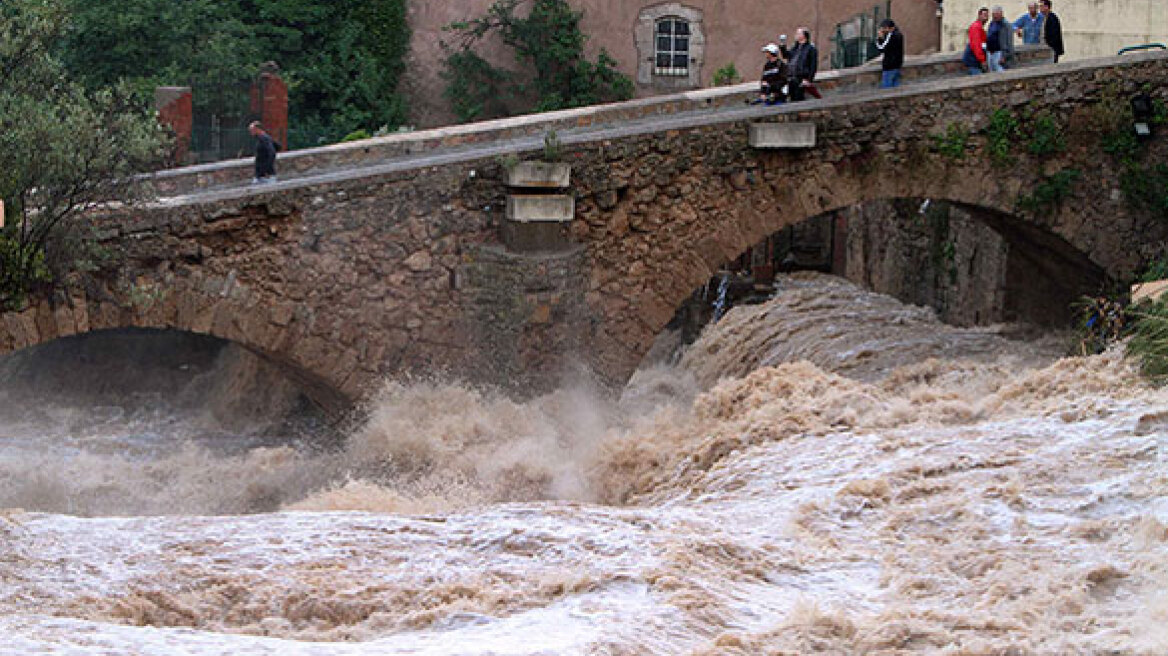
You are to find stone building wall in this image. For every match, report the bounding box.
[940,0,1168,60]
[403,0,944,127]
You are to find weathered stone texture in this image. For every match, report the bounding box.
[1,54,1166,410]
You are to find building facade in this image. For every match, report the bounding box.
[402,0,944,127]
[940,0,1167,61]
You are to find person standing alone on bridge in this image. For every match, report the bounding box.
[249,121,278,185]
[787,28,821,101]
[1040,0,1064,63]
[875,19,904,88]
[963,7,990,75]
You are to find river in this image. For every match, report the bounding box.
[1,273,1165,654]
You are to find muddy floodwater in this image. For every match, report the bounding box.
[1,273,1166,654]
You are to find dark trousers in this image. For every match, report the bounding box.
[788,80,805,102]
[788,79,821,102]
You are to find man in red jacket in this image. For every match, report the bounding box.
[962,7,989,75]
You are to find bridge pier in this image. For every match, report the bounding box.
[460,244,594,393]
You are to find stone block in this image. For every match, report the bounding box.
[748,122,817,149]
[500,220,571,253]
[506,195,575,223]
[506,162,571,189]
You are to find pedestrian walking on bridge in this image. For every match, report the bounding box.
[249,121,278,185]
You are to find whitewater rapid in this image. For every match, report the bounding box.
[1,274,1166,654]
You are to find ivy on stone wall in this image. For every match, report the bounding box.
[1016,169,1082,215]
[931,124,970,160]
[986,109,1020,166]
[1091,83,1168,220]
[1024,112,1066,157]
[441,0,634,123]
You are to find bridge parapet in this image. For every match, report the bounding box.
[151,46,1053,197]
[3,48,1165,414]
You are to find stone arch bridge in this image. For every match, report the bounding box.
[3,50,1166,411]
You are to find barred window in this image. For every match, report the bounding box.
[654,18,691,77]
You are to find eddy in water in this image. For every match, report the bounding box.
[1,274,1165,654]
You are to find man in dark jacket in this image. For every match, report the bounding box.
[754,43,788,105]
[1040,0,1064,63]
[249,121,278,184]
[875,19,904,88]
[787,28,820,101]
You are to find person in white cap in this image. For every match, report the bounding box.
[752,42,788,105]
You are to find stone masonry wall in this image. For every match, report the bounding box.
[2,53,1166,409]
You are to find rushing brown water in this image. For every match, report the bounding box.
[1,274,1166,654]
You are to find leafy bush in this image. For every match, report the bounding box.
[1140,256,1168,284]
[985,109,1019,165]
[442,0,634,123]
[0,233,51,310]
[1025,112,1065,156]
[931,124,969,160]
[1091,84,1168,218]
[1120,163,1168,219]
[713,63,741,87]
[543,130,563,162]
[61,0,411,143]
[1016,169,1080,215]
[1,0,167,309]
[1127,301,1168,384]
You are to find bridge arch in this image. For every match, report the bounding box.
[574,144,1132,381]
[3,51,1166,397]
[653,197,1109,353]
[0,282,351,413]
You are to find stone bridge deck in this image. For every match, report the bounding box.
[153,46,1054,202]
[6,48,1167,414]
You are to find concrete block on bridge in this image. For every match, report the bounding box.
[505,195,575,222]
[506,162,572,189]
[749,122,817,149]
[504,194,575,252]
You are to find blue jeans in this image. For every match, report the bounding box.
[881,69,901,88]
[968,66,984,75]
[988,51,1005,72]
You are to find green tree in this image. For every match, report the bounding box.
[443,0,634,122]
[0,0,169,310]
[60,0,411,146]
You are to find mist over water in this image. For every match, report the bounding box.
[2,275,1167,654]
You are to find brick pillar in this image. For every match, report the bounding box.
[154,87,193,165]
[250,67,288,150]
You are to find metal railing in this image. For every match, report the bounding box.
[830,1,892,69]
[1119,43,1167,55]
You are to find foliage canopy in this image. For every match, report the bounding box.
[61,0,411,145]
[0,0,168,309]
[442,0,634,123]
